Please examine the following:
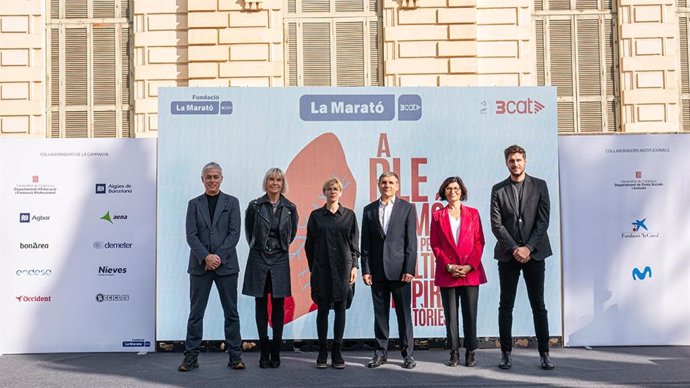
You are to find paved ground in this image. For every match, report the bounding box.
[1,346,689,387]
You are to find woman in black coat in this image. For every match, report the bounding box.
[242,167,298,368]
[305,178,360,369]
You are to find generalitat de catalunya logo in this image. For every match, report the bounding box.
[19,213,50,223]
[15,176,57,195]
[100,211,128,223]
[495,98,544,115]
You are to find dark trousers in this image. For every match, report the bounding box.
[440,286,478,352]
[185,271,241,358]
[316,300,347,343]
[498,259,550,353]
[371,281,414,358]
[255,271,285,343]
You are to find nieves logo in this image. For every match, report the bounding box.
[496,98,544,115]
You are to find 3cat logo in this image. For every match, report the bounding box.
[496,98,544,115]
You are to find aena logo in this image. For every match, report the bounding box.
[632,266,652,281]
[496,98,544,115]
[100,211,127,223]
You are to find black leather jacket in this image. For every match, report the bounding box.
[245,194,298,252]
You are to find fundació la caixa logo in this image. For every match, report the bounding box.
[496,98,545,114]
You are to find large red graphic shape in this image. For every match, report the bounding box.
[271,133,357,325]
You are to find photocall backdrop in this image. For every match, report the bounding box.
[0,139,156,354]
[560,134,690,346]
[156,87,562,341]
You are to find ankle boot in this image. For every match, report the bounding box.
[270,339,281,368]
[447,350,459,366]
[316,341,328,369]
[259,338,270,368]
[331,341,345,369]
[465,350,476,367]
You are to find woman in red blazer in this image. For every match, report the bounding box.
[430,176,487,367]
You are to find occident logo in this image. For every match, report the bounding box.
[14,176,58,196]
[93,241,133,249]
[95,293,130,302]
[19,242,49,249]
[495,98,544,115]
[16,268,53,276]
[16,295,52,302]
[620,218,660,239]
[98,266,128,276]
[100,211,128,224]
[122,339,151,347]
[19,213,51,223]
[95,182,133,194]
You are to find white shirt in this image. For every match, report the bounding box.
[449,212,462,246]
[378,196,395,235]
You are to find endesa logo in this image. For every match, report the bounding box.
[496,98,545,115]
[16,295,52,302]
[96,293,129,302]
[16,268,53,276]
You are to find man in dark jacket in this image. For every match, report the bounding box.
[178,162,244,372]
[361,172,418,369]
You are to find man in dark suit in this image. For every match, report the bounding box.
[361,172,418,369]
[490,145,554,370]
[178,162,244,372]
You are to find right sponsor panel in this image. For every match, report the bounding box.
[560,134,690,346]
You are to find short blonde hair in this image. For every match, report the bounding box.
[322,178,343,193]
[262,167,288,194]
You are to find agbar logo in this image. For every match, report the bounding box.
[496,99,544,115]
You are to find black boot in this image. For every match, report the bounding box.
[259,338,270,368]
[316,341,328,369]
[270,339,281,368]
[447,350,459,367]
[498,351,512,369]
[331,341,345,369]
[465,350,476,367]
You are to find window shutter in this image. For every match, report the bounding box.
[302,0,330,13]
[65,28,88,106]
[94,0,115,18]
[65,111,87,138]
[369,0,378,12]
[122,26,130,107]
[303,22,332,86]
[536,20,546,86]
[549,0,571,11]
[65,0,87,19]
[369,20,381,86]
[288,22,298,86]
[576,0,598,10]
[336,0,363,12]
[681,17,690,131]
[550,20,574,97]
[336,21,365,86]
[94,28,116,105]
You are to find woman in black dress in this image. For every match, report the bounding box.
[305,178,360,369]
[242,167,298,368]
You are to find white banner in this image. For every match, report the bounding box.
[0,139,156,353]
[560,134,690,346]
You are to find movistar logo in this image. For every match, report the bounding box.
[632,266,652,281]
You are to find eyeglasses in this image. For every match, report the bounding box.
[445,187,461,193]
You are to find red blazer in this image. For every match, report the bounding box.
[430,205,487,288]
